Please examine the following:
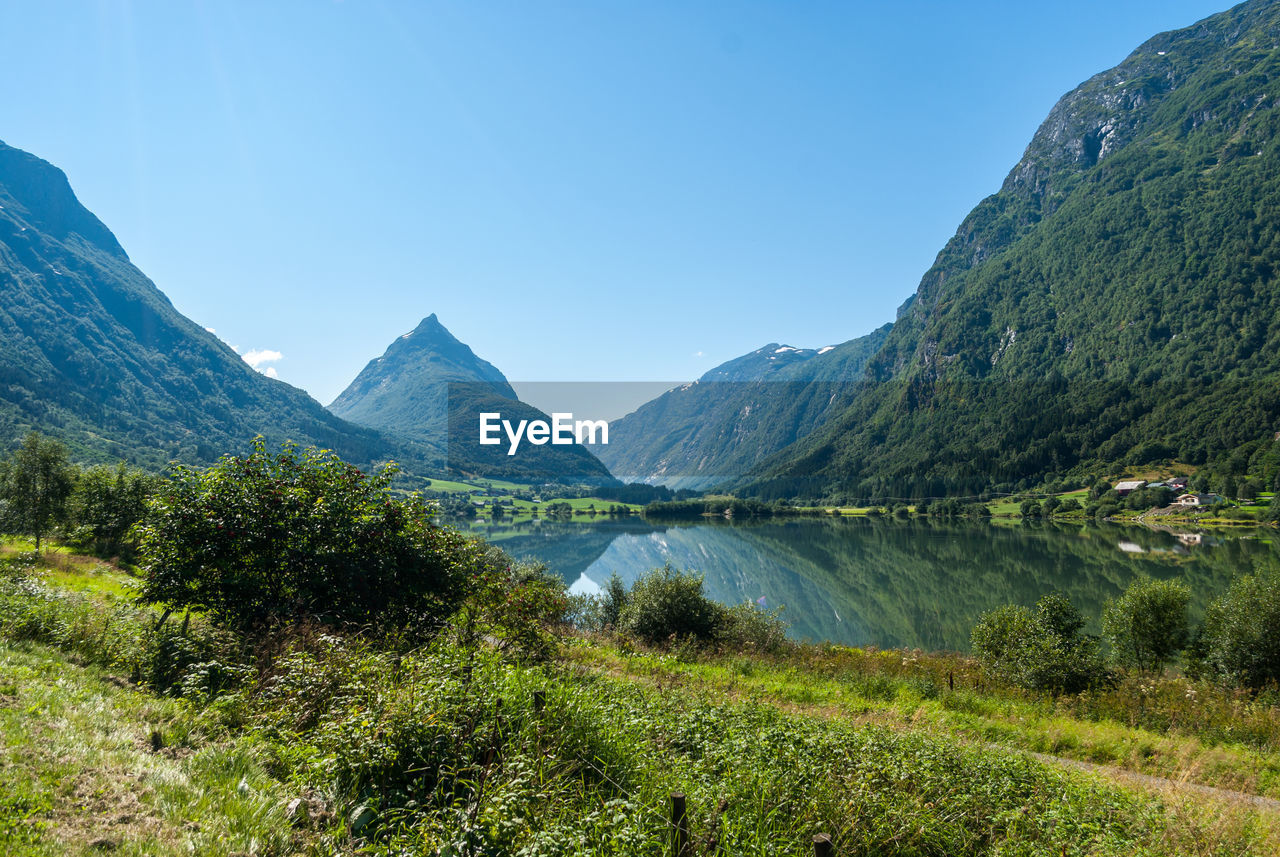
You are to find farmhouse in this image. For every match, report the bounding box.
[1175,493,1221,507]
[1114,480,1146,496]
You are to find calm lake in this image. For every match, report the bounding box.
[469,517,1276,650]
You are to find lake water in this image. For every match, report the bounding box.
[469,517,1276,650]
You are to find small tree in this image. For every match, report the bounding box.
[1195,574,1280,690]
[971,593,1107,695]
[618,564,723,645]
[135,439,479,630]
[601,571,628,628]
[1102,578,1190,673]
[0,433,76,552]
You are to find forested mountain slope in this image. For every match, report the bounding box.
[596,326,889,489]
[0,141,410,472]
[744,0,1280,501]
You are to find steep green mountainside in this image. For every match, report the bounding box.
[0,141,416,472]
[595,325,889,488]
[745,0,1280,501]
[329,316,617,485]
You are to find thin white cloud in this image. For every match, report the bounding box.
[693,350,705,358]
[242,348,284,378]
[242,348,283,369]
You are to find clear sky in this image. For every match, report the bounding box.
[1,0,1235,406]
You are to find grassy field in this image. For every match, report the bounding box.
[570,642,1280,801]
[422,475,645,518]
[4,545,1280,854]
[0,641,301,856]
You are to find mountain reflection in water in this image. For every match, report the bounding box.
[469,517,1269,650]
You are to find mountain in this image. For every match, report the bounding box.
[0,141,418,472]
[329,316,617,485]
[739,0,1280,501]
[594,325,889,489]
[329,314,516,438]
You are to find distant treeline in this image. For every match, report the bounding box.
[642,497,821,519]
[594,481,687,505]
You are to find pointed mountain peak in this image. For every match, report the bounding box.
[699,341,821,382]
[400,313,451,342]
[329,314,515,416]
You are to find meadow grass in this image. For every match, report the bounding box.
[0,640,299,855]
[568,640,1280,800]
[3,547,1280,854]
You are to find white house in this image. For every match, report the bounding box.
[1176,493,1220,507]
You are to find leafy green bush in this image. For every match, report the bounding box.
[458,546,569,662]
[568,571,632,634]
[618,564,722,645]
[0,568,246,698]
[1124,485,1174,510]
[1194,574,1280,690]
[718,601,789,653]
[971,594,1108,695]
[543,501,573,520]
[134,439,482,631]
[1091,502,1120,519]
[67,462,153,559]
[1102,577,1190,673]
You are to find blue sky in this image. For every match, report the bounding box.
[2,0,1234,405]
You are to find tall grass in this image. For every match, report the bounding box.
[2,550,1277,854]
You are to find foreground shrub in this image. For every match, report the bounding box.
[566,572,631,634]
[618,565,722,645]
[971,593,1108,695]
[609,565,790,652]
[0,568,246,698]
[134,439,483,631]
[454,546,570,662]
[246,634,1197,856]
[1194,573,1280,690]
[1102,577,1190,674]
[718,601,789,653]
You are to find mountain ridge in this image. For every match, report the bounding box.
[0,139,435,474]
[741,0,1280,500]
[594,324,890,488]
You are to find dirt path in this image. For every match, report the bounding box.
[1022,748,1280,813]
